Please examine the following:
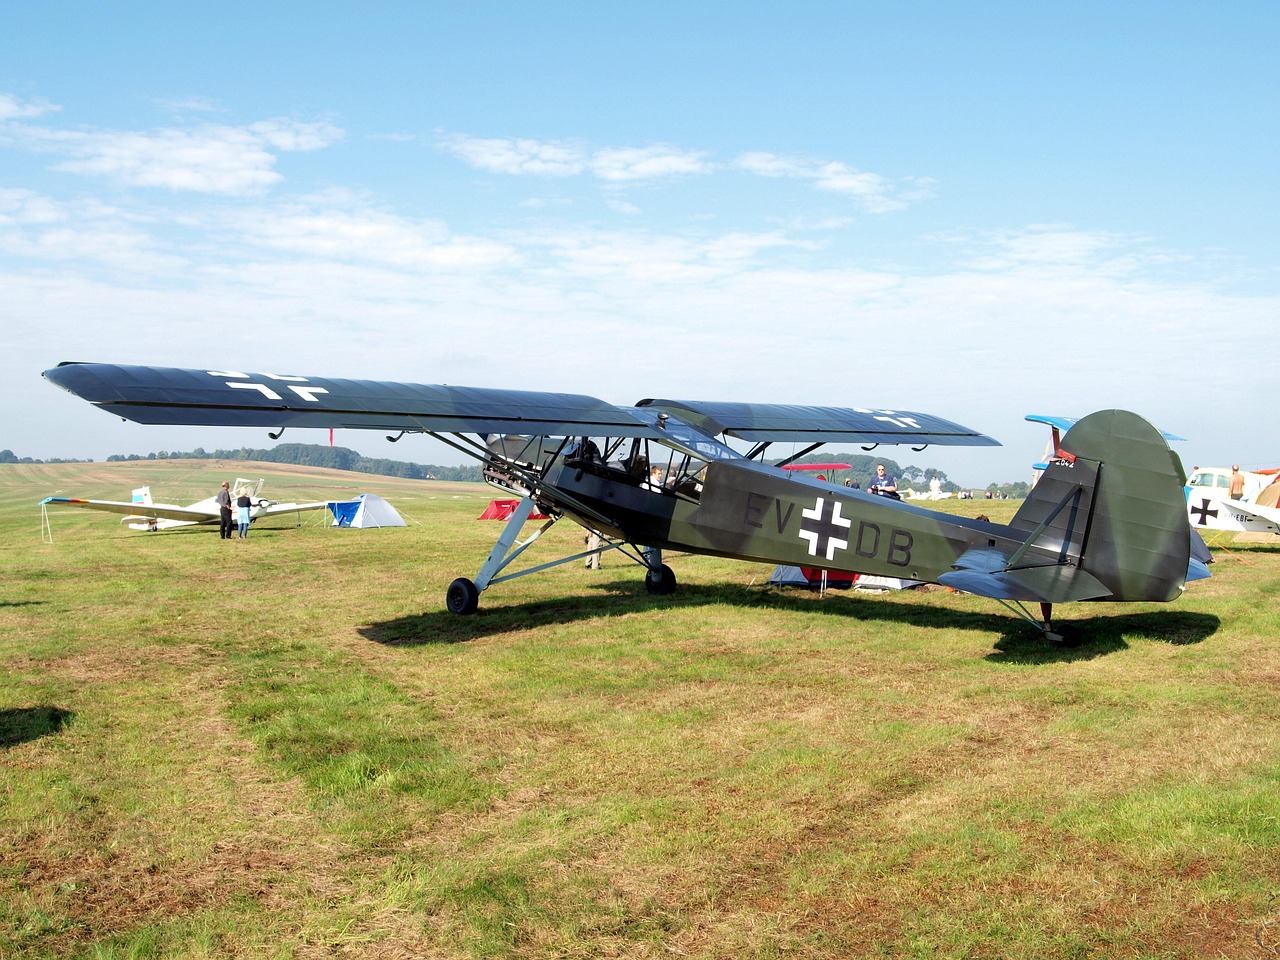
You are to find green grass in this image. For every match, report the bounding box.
[2,460,1279,958]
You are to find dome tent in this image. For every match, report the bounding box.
[326,494,405,528]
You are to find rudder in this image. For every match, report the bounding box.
[1012,410,1191,602]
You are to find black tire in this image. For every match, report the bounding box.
[644,564,677,596]
[446,577,480,615]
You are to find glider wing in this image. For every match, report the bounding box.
[40,497,219,524]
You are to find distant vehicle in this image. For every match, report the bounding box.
[44,362,1209,643]
[1185,467,1280,536]
[41,476,327,531]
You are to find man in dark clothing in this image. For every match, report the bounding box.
[216,481,234,539]
[869,463,901,500]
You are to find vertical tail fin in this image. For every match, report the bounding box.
[131,486,152,506]
[1012,410,1193,602]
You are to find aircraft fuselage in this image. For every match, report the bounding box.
[543,458,1041,583]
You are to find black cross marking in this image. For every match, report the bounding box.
[1190,498,1218,525]
[799,497,851,561]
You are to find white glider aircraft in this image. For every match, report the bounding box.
[41,477,328,531]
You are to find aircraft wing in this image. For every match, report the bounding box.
[1216,497,1280,532]
[636,399,999,446]
[45,363,999,448]
[40,497,217,524]
[43,362,660,438]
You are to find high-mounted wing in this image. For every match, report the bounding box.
[40,497,219,524]
[45,363,998,449]
[43,363,660,438]
[636,399,998,447]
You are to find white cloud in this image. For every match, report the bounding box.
[156,96,222,115]
[11,117,343,195]
[228,197,517,270]
[605,197,641,216]
[0,93,60,121]
[589,144,713,182]
[0,190,187,273]
[735,151,926,212]
[439,133,713,183]
[438,134,587,176]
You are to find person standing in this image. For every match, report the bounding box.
[1229,465,1245,500]
[235,487,253,539]
[216,482,234,539]
[584,529,603,569]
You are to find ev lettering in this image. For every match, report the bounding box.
[742,494,797,534]
[774,500,795,534]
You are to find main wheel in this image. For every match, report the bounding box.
[644,564,677,596]
[446,577,480,615]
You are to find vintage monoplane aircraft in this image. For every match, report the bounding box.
[1184,466,1280,536]
[43,362,1209,642]
[41,476,328,531]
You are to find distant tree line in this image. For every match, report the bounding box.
[0,449,91,464]
[101,443,484,482]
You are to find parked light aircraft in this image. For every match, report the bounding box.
[1184,466,1280,536]
[41,476,328,531]
[43,362,1210,643]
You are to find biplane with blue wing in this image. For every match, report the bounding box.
[43,362,1208,643]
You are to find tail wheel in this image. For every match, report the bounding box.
[446,577,480,615]
[1044,623,1080,648]
[644,564,677,596]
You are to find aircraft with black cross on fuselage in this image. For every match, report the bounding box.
[43,362,1209,644]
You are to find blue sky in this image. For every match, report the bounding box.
[3,2,1276,484]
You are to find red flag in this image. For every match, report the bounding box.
[329,428,334,447]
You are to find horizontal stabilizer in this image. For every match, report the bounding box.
[938,546,1112,603]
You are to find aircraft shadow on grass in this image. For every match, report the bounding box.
[358,580,1220,664]
[0,706,74,749]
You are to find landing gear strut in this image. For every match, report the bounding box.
[440,496,677,615]
[642,547,677,596]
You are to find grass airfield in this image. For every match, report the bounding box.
[2,460,1279,959]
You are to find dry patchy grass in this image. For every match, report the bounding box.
[2,460,1280,958]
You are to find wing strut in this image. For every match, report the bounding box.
[774,443,826,468]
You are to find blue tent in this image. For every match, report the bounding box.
[326,494,405,528]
